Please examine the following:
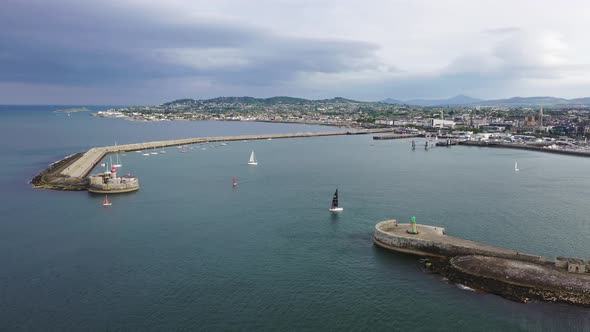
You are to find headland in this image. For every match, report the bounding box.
[374,220,590,306]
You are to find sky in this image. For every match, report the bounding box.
[2,0,590,105]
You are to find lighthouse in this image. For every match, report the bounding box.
[407,216,419,234]
[110,165,117,180]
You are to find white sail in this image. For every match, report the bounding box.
[113,141,122,168]
[248,150,258,165]
[515,161,519,171]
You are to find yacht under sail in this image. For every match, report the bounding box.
[248,150,258,165]
[113,141,122,168]
[329,189,343,212]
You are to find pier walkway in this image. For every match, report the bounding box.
[374,220,552,264]
[36,128,394,190]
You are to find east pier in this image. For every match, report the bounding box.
[374,220,590,306]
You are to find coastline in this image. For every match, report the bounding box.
[93,112,360,128]
[94,112,590,158]
[427,256,590,306]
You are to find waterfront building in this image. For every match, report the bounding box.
[430,119,456,128]
[568,260,586,273]
[375,119,394,126]
[88,165,140,193]
[556,257,588,274]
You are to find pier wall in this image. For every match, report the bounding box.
[34,128,394,191]
[460,141,590,158]
[59,129,394,179]
[372,134,420,140]
[374,222,590,307]
[373,221,552,265]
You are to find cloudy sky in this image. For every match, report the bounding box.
[2,0,590,104]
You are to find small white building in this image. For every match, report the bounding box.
[430,119,456,129]
[375,119,394,126]
[471,133,492,141]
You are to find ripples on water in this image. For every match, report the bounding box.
[0,107,589,331]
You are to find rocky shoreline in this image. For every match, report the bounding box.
[425,256,590,307]
[373,221,590,307]
[31,153,88,191]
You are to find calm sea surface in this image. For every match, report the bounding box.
[1,106,589,331]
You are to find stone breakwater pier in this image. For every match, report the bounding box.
[460,141,590,158]
[374,220,590,306]
[32,128,394,191]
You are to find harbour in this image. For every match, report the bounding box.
[3,107,590,330]
[32,128,394,191]
[8,0,590,328]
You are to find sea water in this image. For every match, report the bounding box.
[0,106,589,331]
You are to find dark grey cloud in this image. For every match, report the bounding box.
[3,0,588,104]
[0,0,381,90]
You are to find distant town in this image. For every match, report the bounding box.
[94,96,590,154]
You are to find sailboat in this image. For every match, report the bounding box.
[515,161,519,172]
[102,195,112,206]
[232,177,237,186]
[113,147,122,168]
[150,146,158,155]
[248,150,258,165]
[329,189,343,212]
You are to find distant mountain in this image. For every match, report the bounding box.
[206,96,261,104]
[477,96,571,106]
[562,97,590,105]
[264,96,311,104]
[380,95,482,106]
[161,98,195,106]
[163,96,366,106]
[380,98,403,104]
[163,95,590,108]
[318,97,365,103]
[379,95,590,107]
[405,95,483,106]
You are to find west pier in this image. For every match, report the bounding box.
[374,220,590,306]
[32,128,394,191]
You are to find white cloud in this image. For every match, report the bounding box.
[4,0,590,103]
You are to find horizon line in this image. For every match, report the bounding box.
[2,94,590,106]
